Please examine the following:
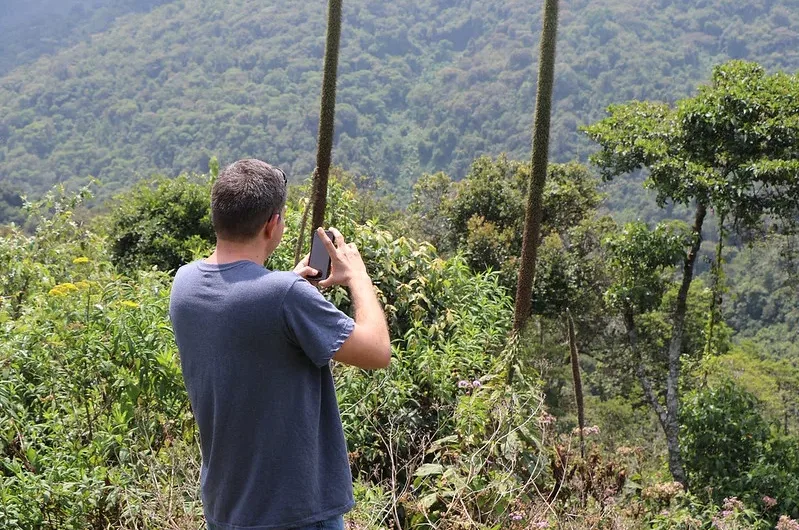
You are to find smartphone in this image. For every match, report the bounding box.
[308,230,334,281]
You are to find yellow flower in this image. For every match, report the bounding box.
[74,281,91,290]
[49,283,79,296]
[120,301,140,309]
[72,257,90,264]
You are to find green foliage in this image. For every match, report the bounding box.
[106,173,214,273]
[0,1,171,76]
[5,1,799,202]
[0,181,25,225]
[443,155,526,262]
[3,167,799,528]
[724,235,799,358]
[2,180,556,529]
[586,60,799,485]
[1,191,199,528]
[0,185,105,318]
[604,221,689,313]
[407,171,454,251]
[586,61,799,232]
[646,493,769,530]
[699,344,799,434]
[409,156,605,309]
[682,382,770,495]
[681,381,799,519]
[531,219,611,319]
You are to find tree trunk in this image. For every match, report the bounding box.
[705,213,725,355]
[623,308,668,433]
[310,0,344,231]
[566,309,585,459]
[665,201,707,487]
[508,0,559,385]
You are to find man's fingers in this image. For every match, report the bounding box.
[293,264,319,279]
[329,227,345,249]
[317,227,337,255]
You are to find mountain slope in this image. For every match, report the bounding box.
[0,0,171,76]
[1,0,799,204]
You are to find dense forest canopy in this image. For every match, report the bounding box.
[0,0,171,76]
[1,0,799,207]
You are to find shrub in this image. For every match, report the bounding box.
[107,174,214,273]
[681,380,799,520]
[681,381,769,499]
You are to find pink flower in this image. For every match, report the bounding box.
[763,495,777,509]
[539,412,556,425]
[472,379,482,388]
[457,380,470,389]
[722,497,744,512]
[777,516,799,530]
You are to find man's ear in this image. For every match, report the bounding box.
[263,213,280,239]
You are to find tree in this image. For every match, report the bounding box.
[310,0,344,232]
[0,181,24,225]
[604,220,690,461]
[585,61,799,485]
[408,156,603,298]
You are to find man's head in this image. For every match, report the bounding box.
[211,159,287,249]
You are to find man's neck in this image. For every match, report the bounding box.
[206,240,269,266]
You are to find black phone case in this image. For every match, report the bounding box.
[308,230,334,281]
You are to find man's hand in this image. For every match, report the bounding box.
[312,227,391,369]
[293,253,319,280]
[317,227,370,289]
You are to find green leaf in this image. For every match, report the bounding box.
[414,463,445,477]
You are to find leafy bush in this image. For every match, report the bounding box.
[1,192,199,528]
[106,173,214,274]
[682,381,770,497]
[681,380,799,520]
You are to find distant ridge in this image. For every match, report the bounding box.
[1,0,798,208]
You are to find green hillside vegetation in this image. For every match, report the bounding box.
[0,0,171,77]
[2,0,799,212]
[3,166,799,529]
[725,236,799,359]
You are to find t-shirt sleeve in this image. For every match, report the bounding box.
[282,278,355,367]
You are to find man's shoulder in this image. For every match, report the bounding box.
[264,270,304,293]
[171,262,301,296]
[171,261,201,290]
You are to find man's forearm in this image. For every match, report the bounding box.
[348,275,390,348]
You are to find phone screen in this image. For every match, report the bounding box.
[308,230,334,281]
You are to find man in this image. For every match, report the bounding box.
[169,159,391,530]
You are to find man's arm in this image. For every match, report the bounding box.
[316,227,391,370]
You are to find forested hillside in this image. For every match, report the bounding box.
[2,0,799,207]
[0,0,171,76]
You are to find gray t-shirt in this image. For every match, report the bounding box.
[169,260,356,529]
